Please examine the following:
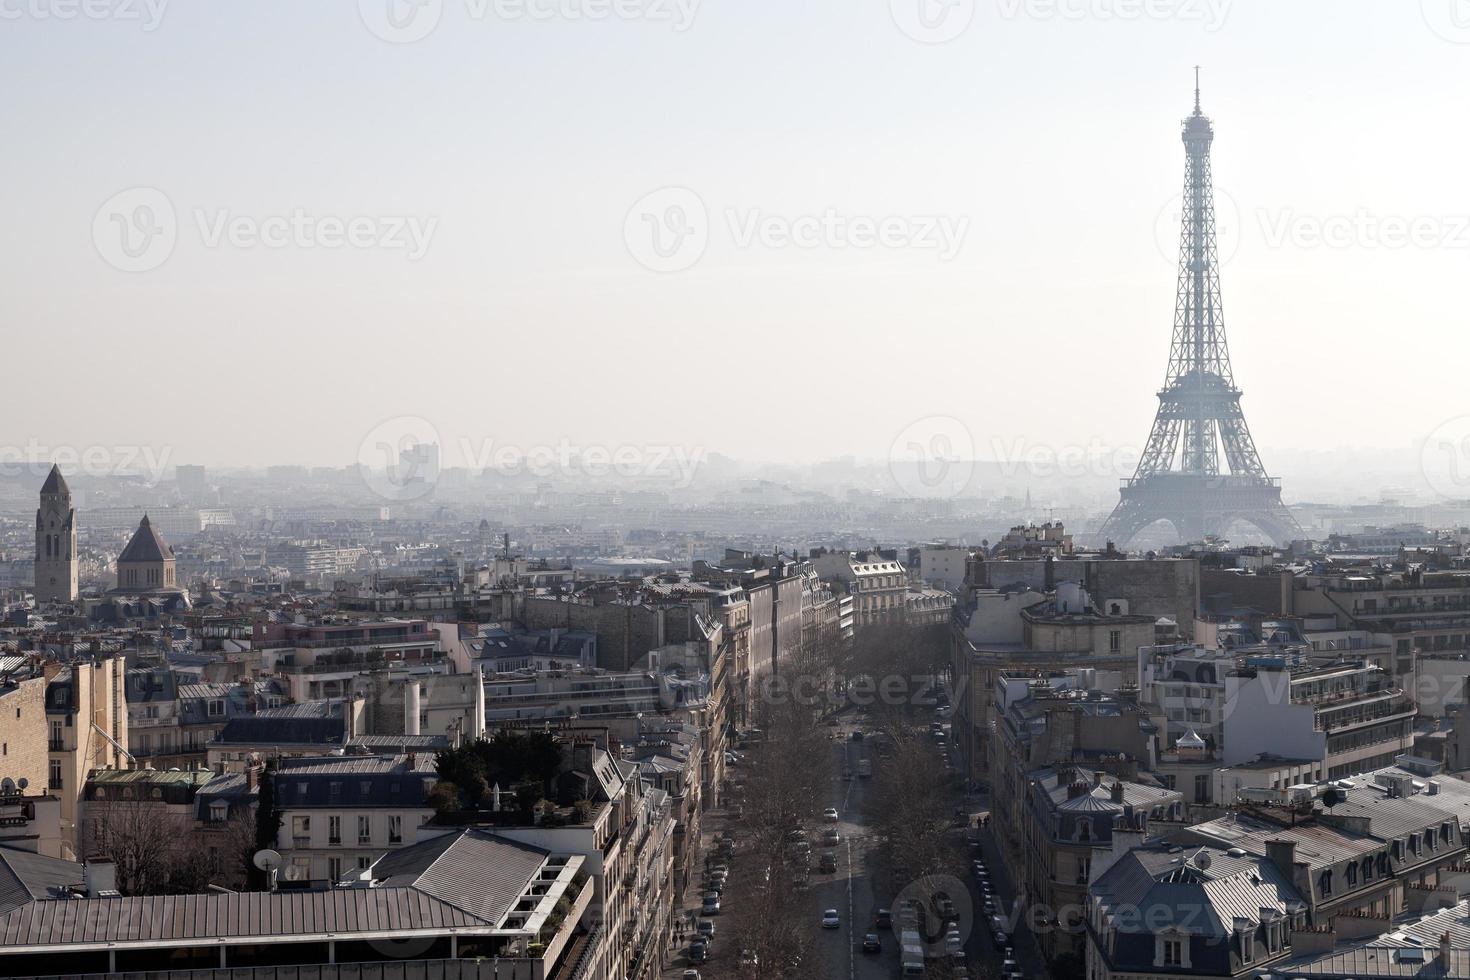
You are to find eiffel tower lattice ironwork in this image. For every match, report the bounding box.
[1099,73,1303,548]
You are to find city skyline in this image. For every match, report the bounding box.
[5,1,1470,474]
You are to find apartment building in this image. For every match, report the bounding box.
[271,753,441,883]
[45,656,129,856]
[1138,642,1416,783]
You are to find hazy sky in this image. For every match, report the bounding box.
[4,0,1467,476]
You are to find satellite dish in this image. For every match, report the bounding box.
[1323,788,1343,809]
[252,849,282,872]
[1195,852,1212,870]
[16,778,27,790]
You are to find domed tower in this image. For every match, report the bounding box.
[34,465,78,603]
[116,514,176,591]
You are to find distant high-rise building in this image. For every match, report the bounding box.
[33,465,77,603]
[175,463,207,497]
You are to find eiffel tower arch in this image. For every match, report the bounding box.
[1099,73,1303,550]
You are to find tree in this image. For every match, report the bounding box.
[251,760,282,890]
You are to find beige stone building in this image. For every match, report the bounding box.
[46,657,130,856]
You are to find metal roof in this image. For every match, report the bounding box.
[369,830,550,927]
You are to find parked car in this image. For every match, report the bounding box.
[701,894,721,915]
[821,909,841,929]
[690,941,708,964]
[698,920,716,940]
[862,933,881,954]
[874,908,892,929]
[682,971,701,980]
[822,807,840,822]
[823,829,841,846]
[947,934,965,959]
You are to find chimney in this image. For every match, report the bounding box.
[84,858,116,897]
[1439,932,1451,969]
[1265,839,1297,879]
[1094,771,1106,787]
[1111,782,1125,804]
[245,765,258,792]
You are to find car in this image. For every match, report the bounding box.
[822,807,839,822]
[850,730,864,741]
[1002,959,1018,974]
[683,971,701,980]
[935,895,958,920]
[823,829,841,845]
[862,933,881,954]
[701,894,721,915]
[690,940,708,963]
[947,934,965,959]
[994,932,1010,948]
[819,851,838,873]
[698,920,716,940]
[705,878,725,894]
[739,949,758,969]
[821,909,840,929]
[874,908,892,929]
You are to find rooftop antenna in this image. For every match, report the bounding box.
[1193,65,1202,114]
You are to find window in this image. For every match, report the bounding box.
[1347,863,1357,886]
[358,815,372,844]
[48,760,61,791]
[292,815,311,842]
[1241,932,1254,963]
[286,857,310,882]
[1319,870,1332,897]
[1363,857,1374,882]
[357,856,372,871]
[207,700,225,717]
[1109,630,1122,653]
[1163,939,1182,965]
[328,856,343,881]
[388,815,402,844]
[328,815,341,845]
[1194,774,1209,803]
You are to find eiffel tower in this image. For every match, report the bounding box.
[1099,73,1303,549]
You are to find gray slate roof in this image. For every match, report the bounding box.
[117,516,173,563]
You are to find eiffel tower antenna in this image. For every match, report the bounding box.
[1097,77,1303,549]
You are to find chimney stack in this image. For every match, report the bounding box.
[1265,839,1297,879]
[1111,782,1126,804]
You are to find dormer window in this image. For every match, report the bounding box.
[1241,932,1254,963]
[207,699,225,717]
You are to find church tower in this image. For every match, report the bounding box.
[34,465,78,603]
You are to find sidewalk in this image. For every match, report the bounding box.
[974,822,1050,980]
[661,800,737,978]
